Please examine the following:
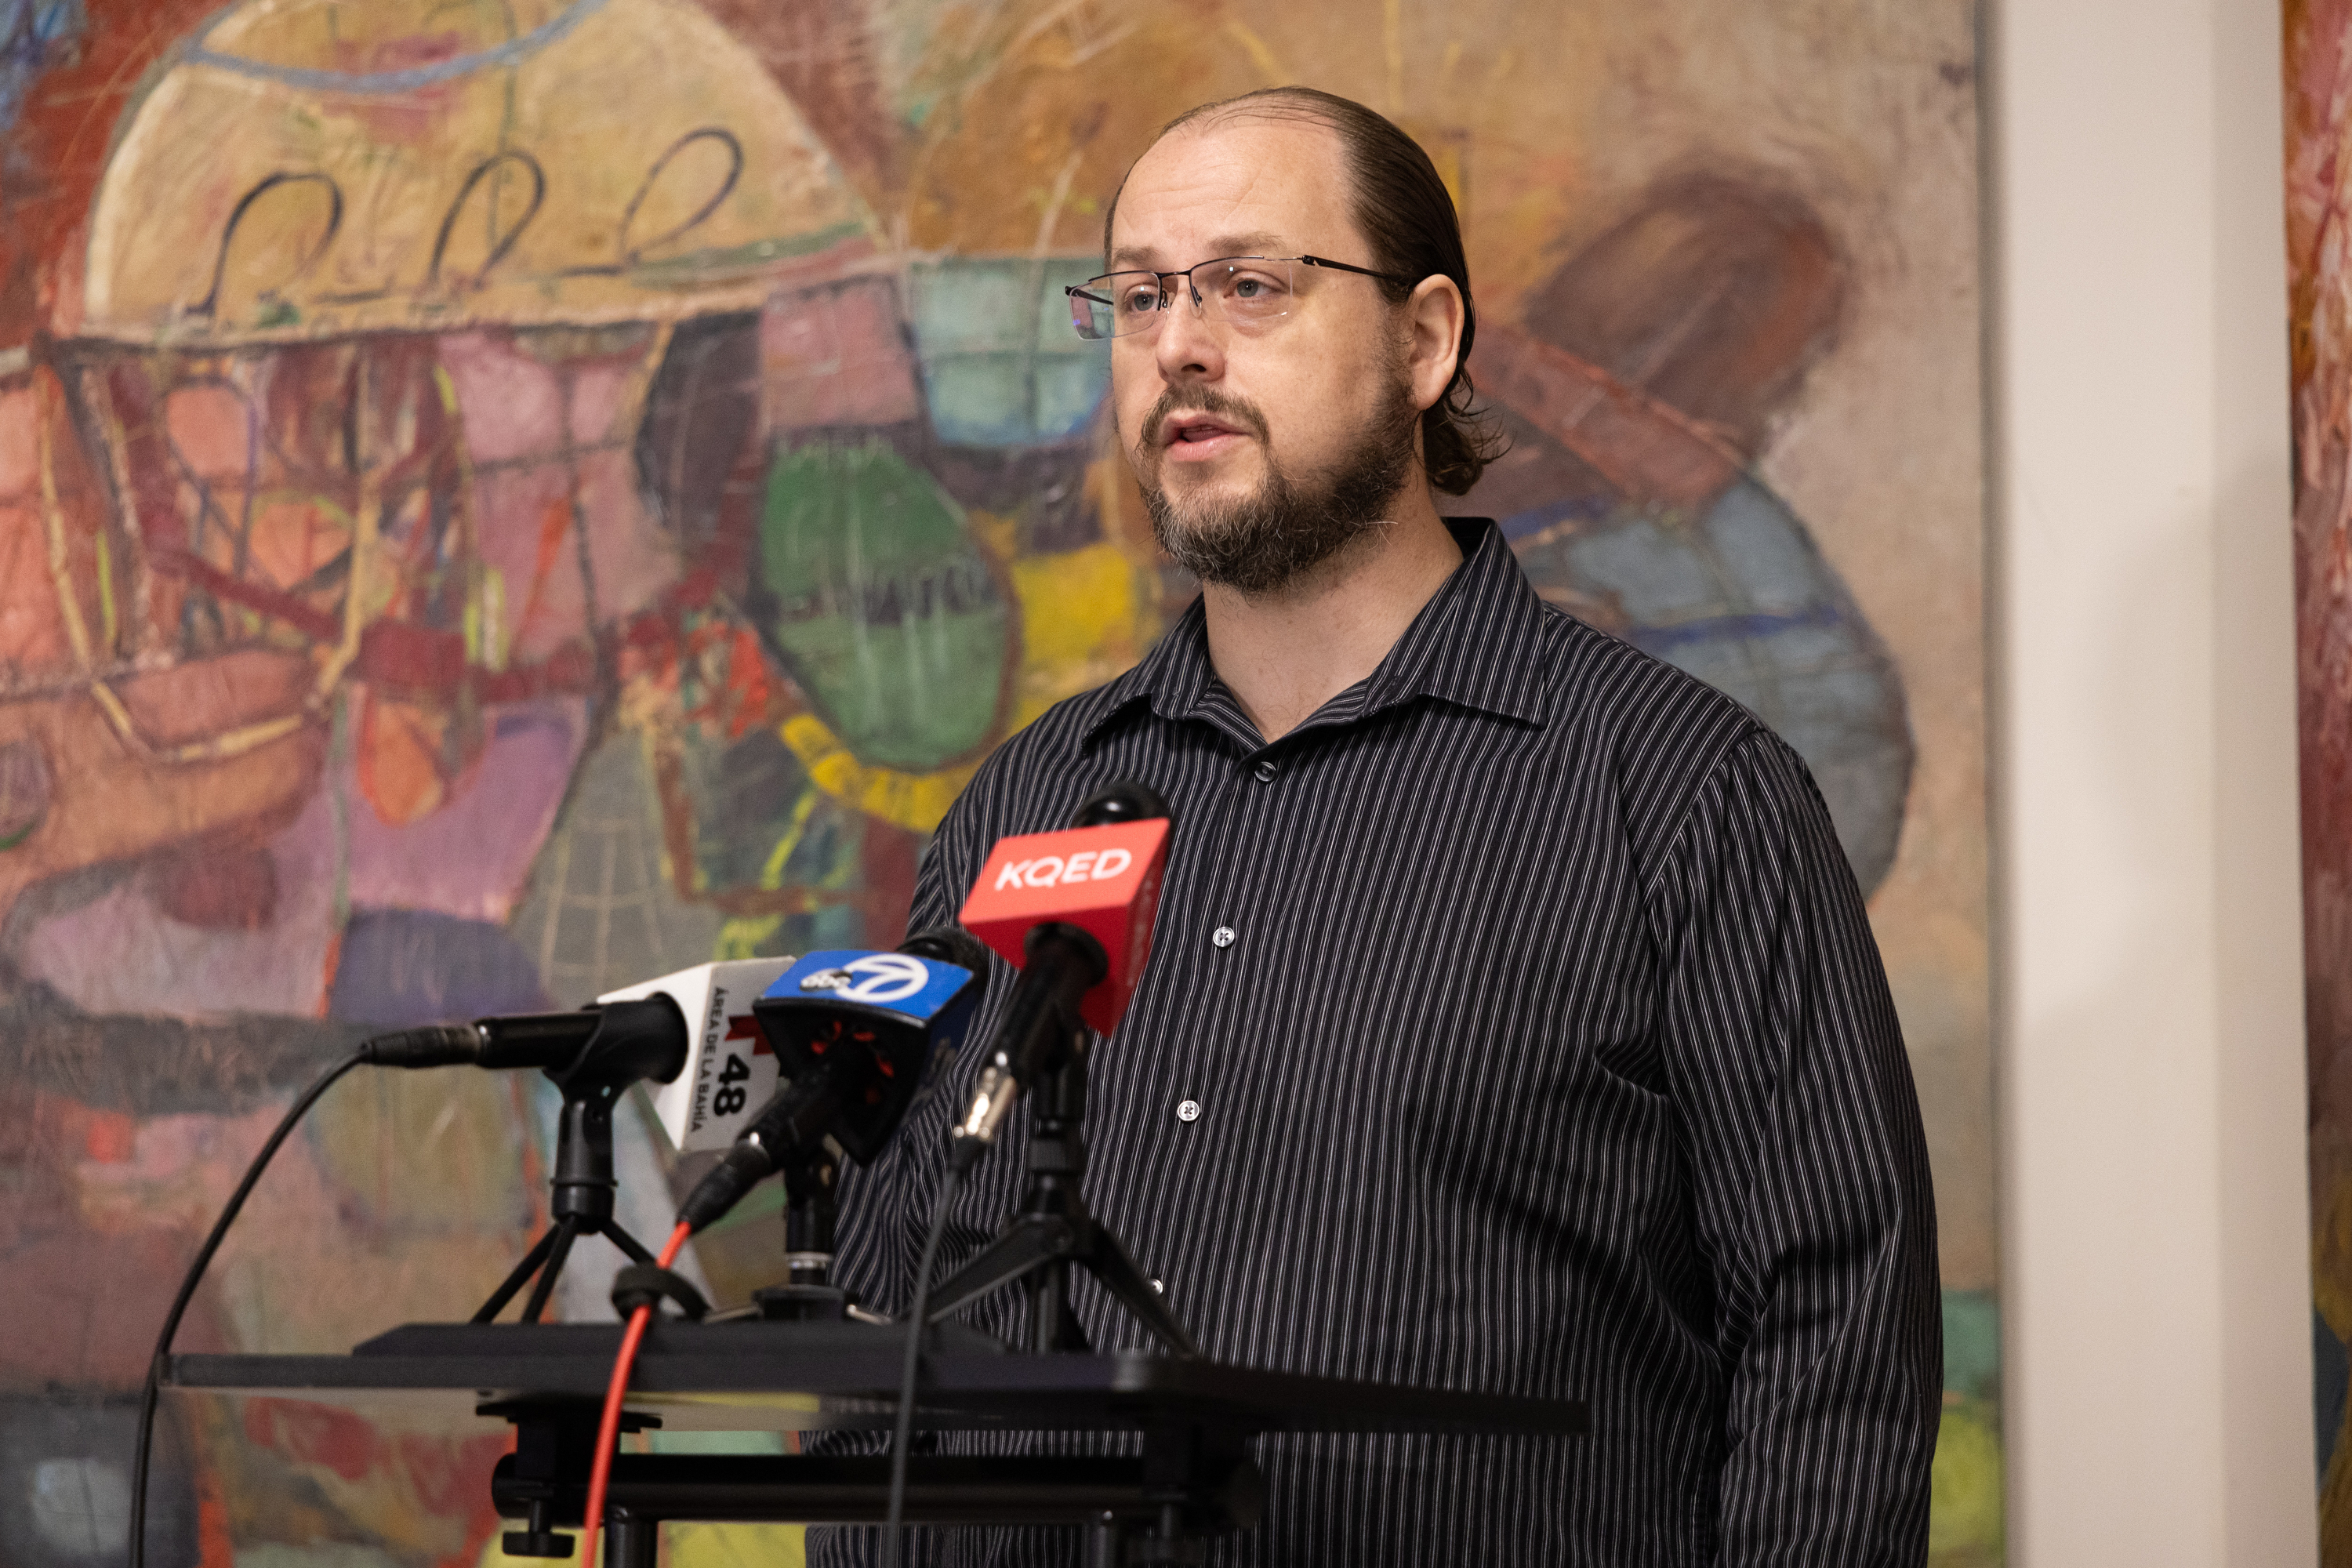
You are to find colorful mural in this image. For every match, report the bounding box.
[0,1,1993,1565]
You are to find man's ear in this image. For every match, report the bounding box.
[1405,274,1467,415]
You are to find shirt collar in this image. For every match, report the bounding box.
[1077,517,1549,748]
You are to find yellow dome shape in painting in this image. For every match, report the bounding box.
[73,0,879,345]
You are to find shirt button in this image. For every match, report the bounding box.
[1176,1098,1201,1123]
[1252,760,1278,782]
[1211,925,1236,949]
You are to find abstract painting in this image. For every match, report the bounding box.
[0,1,1994,1564]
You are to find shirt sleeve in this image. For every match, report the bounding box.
[1647,731,1942,1565]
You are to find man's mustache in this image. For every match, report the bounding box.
[1140,388,1271,448]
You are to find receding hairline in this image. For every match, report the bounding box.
[1102,89,1360,260]
[1162,88,1356,140]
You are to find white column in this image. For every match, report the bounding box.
[1991,0,2312,1562]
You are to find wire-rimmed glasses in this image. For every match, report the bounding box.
[1065,254,1415,340]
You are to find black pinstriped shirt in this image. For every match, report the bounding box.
[813,517,1940,1566]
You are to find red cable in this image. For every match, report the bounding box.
[579,1220,693,1568]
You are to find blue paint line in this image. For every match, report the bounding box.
[1625,601,1845,654]
[0,0,85,136]
[184,0,610,95]
[1500,494,1621,541]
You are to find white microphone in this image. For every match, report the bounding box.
[594,959,797,1152]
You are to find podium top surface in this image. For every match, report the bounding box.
[168,1319,1589,1438]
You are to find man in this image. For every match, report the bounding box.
[818,86,1940,1566]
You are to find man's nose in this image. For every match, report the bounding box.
[1152,282,1225,382]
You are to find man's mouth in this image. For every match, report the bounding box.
[1162,416,1251,441]
[1157,412,1259,463]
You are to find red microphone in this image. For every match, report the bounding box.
[959,816,1169,1034]
[946,782,1170,1166]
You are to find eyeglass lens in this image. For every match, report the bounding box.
[1067,258,1299,339]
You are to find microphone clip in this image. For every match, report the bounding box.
[948,922,1105,1165]
[470,996,691,1325]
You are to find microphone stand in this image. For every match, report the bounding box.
[753,1148,857,1322]
[926,1051,1196,1356]
[472,1009,683,1323]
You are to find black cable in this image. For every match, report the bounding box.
[883,1164,964,1568]
[128,1025,477,1568]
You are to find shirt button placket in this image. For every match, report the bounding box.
[1188,745,1257,1120]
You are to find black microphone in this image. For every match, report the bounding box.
[356,998,690,1087]
[677,927,991,1232]
[1067,779,1171,830]
[946,781,1171,1168]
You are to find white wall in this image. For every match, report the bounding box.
[1991,0,2314,1561]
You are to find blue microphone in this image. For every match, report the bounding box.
[676,927,989,1232]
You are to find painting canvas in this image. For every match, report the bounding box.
[0,1,1995,1564]
[2286,2,2352,1560]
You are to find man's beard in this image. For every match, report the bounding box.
[1134,369,1419,596]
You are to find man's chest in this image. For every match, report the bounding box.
[976,710,1670,1200]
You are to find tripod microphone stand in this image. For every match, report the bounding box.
[472,1002,687,1324]
[927,1052,1196,1356]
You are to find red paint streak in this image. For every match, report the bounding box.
[150,548,339,641]
[396,1430,511,1517]
[432,1432,519,1568]
[244,1397,382,1482]
[471,639,599,703]
[514,496,576,649]
[334,33,464,143]
[318,928,344,1016]
[195,1462,237,1568]
[82,1109,134,1163]
[861,816,920,948]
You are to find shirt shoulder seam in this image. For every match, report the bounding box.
[1640,724,1777,909]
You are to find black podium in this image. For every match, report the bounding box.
[169,1319,1588,1566]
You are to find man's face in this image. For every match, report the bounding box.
[1106,117,1419,593]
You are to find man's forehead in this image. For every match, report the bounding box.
[1108,116,1352,264]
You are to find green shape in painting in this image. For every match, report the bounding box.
[760,439,1010,771]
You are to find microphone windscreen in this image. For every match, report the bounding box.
[761,947,985,1029]
[754,943,987,1163]
[601,959,796,1153]
[899,924,995,976]
[957,817,1171,1034]
[1073,779,1170,827]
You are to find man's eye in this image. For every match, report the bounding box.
[1119,286,1158,312]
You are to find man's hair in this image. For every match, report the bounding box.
[1106,85,1504,495]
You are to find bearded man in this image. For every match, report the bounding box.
[818,86,1940,1566]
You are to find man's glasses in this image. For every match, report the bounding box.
[1065,255,1415,340]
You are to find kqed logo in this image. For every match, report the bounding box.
[991,846,1134,891]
